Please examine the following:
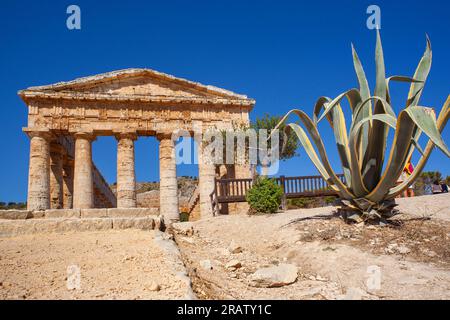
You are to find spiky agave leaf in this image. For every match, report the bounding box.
[351,43,372,162]
[274,109,355,199]
[328,103,352,189]
[312,96,354,189]
[350,96,396,196]
[404,36,433,162]
[349,113,397,198]
[368,106,450,203]
[407,36,432,107]
[315,89,361,123]
[362,30,389,191]
[314,90,363,189]
[385,76,426,153]
[386,76,423,105]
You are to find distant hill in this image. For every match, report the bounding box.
[110,176,198,210]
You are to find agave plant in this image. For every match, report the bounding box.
[275,31,450,223]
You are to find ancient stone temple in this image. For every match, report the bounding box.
[19,69,254,222]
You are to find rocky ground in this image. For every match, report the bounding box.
[0,230,192,300]
[173,193,450,300]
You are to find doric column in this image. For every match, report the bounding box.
[73,132,95,209]
[157,132,179,223]
[62,158,74,209]
[49,143,64,209]
[115,132,137,208]
[198,142,216,218]
[25,129,51,211]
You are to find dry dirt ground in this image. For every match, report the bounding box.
[0,230,189,300]
[175,193,450,300]
[1,194,449,300]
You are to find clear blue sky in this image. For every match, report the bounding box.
[1,0,449,202]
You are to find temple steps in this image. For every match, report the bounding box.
[0,208,163,238]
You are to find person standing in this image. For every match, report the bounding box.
[399,156,415,198]
[440,181,449,193]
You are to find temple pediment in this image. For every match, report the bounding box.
[19,68,255,107]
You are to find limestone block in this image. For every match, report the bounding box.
[32,218,112,233]
[45,209,81,219]
[74,218,113,232]
[0,218,114,237]
[0,210,32,220]
[30,211,45,218]
[32,219,73,234]
[0,220,26,237]
[107,208,158,218]
[112,217,155,230]
[81,208,108,218]
[0,219,56,237]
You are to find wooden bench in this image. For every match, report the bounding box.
[210,174,345,215]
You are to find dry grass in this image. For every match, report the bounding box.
[294,214,450,267]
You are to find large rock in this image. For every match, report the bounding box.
[228,240,243,254]
[199,259,213,271]
[250,264,298,288]
[225,259,242,270]
[172,222,194,236]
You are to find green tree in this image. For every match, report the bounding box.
[252,113,299,161]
